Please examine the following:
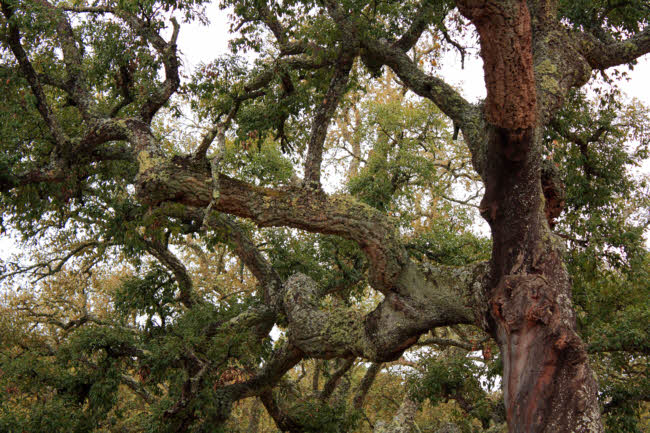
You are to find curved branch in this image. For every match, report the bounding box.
[322,0,481,154]
[193,50,337,159]
[282,264,488,362]
[255,1,290,48]
[1,241,102,282]
[138,158,408,290]
[142,238,194,307]
[359,36,487,176]
[135,17,180,122]
[360,38,475,129]
[575,26,650,70]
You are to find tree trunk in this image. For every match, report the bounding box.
[453,0,604,431]
[482,126,602,432]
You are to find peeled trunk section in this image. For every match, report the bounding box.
[457,0,536,131]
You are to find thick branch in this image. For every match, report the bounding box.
[304,49,355,187]
[137,158,408,290]
[576,26,650,70]
[456,0,537,130]
[282,263,488,362]
[417,336,478,351]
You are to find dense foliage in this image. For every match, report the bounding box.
[0,0,648,432]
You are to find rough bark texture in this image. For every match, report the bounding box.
[282,263,487,362]
[456,1,603,431]
[457,0,537,130]
[136,155,408,291]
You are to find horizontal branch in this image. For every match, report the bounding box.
[137,157,408,290]
[576,26,650,70]
[282,263,488,362]
[1,241,102,282]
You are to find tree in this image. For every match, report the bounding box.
[0,0,648,432]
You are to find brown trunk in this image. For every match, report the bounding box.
[483,127,602,433]
[456,1,604,431]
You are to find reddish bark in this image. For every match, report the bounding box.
[457,0,537,130]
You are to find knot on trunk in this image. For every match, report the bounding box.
[491,274,553,334]
[541,159,565,229]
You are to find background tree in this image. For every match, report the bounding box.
[0,0,649,432]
